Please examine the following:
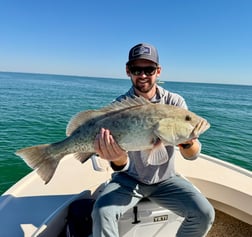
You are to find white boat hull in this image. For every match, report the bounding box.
[0,149,251,236]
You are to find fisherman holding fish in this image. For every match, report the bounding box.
[16,43,215,236]
[92,43,215,237]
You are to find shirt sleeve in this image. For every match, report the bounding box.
[110,156,130,172]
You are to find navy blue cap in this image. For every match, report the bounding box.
[127,43,159,64]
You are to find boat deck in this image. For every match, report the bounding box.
[207,209,252,236]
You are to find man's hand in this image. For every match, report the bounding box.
[94,128,128,166]
[178,138,201,160]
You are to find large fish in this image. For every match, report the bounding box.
[16,96,210,184]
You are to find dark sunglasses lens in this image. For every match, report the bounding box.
[144,67,157,75]
[130,66,157,76]
[130,67,141,75]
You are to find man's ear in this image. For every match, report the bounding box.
[156,66,162,77]
[126,65,131,76]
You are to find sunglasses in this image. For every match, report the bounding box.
[128,66,158,76]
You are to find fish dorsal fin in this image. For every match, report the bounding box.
[99,96,151,113]
[66,110,105,136]
[66,96,150,136]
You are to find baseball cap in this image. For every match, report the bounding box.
[127,43,159,65]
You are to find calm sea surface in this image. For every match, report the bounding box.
[0,72,251,194]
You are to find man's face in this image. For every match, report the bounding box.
[126,59,161,94]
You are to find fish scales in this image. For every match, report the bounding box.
[15,96,210,184]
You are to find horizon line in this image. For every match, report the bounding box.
[0,70,251,87]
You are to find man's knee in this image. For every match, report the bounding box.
[92,201,120,223]
[200,204,215,228]
[191,202,215,233]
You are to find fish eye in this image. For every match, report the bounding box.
[185,115,192,121]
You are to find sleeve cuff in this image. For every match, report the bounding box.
[110,156,130,172]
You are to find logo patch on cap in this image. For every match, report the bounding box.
[132,46,151,57]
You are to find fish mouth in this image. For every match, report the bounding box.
[190,119,210,138]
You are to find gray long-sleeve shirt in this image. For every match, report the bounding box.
[113,85,192,184]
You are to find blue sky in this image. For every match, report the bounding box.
[1,0,251,85]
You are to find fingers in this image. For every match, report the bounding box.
[94,128,126,161]
[94,128,110,158]
[100,128,114,158]
[109,135,125,155]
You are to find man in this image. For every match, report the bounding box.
[92,43,215,237]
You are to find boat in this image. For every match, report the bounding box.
[157,80,165,84]
[0,149,251,237]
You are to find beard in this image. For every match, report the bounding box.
[132,78,156,93]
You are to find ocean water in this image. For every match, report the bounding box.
[0,72,251,194]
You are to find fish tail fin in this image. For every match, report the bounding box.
[15,144,60,184]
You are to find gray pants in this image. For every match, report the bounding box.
[92,173,215,237]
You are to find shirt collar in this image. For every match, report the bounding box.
[128,84,165,103]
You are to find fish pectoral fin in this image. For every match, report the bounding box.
[73,152,94,163]
[140,143,168,166]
